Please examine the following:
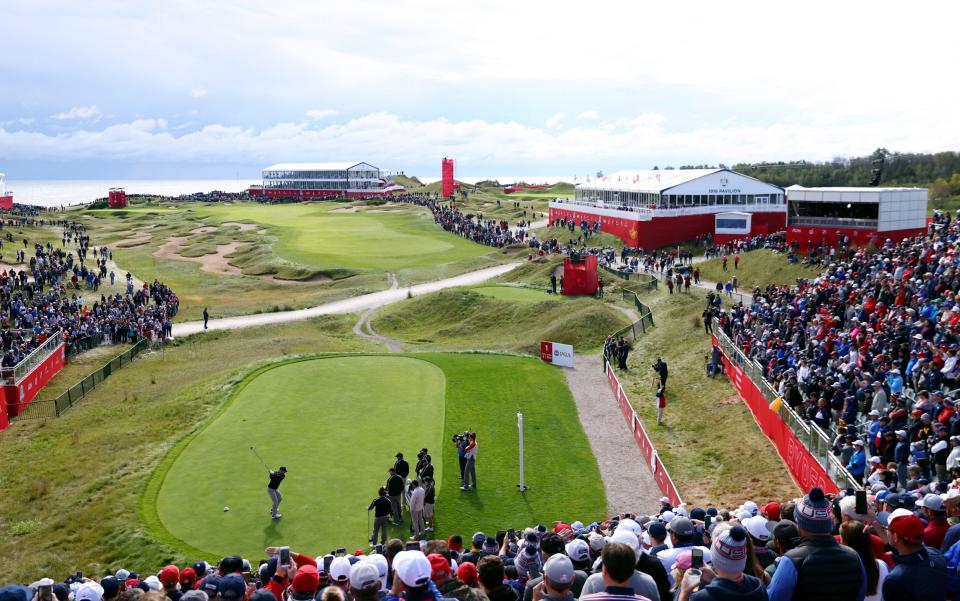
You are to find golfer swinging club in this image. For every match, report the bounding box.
[267,465,287,519]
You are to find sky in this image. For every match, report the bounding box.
[1,0,958,179]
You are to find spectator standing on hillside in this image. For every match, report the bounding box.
[652,358,668,390]
[203,307,209,330]
[765,487,865,601]
[655,380,666,426]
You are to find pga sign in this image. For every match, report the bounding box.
[540,341,574,367]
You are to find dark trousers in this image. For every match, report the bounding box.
[458,456,467,481]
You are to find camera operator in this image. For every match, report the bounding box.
[461,433,478,491]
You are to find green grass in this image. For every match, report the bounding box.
[148,353,605,560]
[0,315,379,581]
[373,289,628,354]
[697,249,821,290]
[472,285,569,303]
[153,356,446,558]
[613,289,801,506]
[70,203,514,321]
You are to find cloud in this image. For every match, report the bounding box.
[545,113,564,129]
[50,105,101,121]
[305,108,338,120]
[3,111,957,170]
[576,111,599,121]
[189,88,207,98]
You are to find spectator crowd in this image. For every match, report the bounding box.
[5,484,959,601]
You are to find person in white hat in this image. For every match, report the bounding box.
[390,551,434,601]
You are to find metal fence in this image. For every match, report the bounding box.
[712,322,861,491]
[600,264,659,289]
[66,333,104,359]
[11,338,152,421]
[613,289,656,342]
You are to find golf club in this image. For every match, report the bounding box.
[250,445,271,472]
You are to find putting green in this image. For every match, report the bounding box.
[193,204,493,271]
[472,285,569,303]
[149,354,606,559]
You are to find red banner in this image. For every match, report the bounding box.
[2,343,66,426]
[713,337,837,493]
[605,363,683,506]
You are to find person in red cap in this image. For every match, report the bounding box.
[179,569,197,594]
[878,508,948,600]
[761,502,781,522]
[289,565,320,600]
[457,563,479,589]
[158,565,181,601]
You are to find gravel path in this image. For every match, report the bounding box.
[564,354,662,514]
[172,262,521,337]
[352,274,404,352]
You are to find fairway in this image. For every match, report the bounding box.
[193,203,494,271]
[471,285,568,303]
[150,353,606,559]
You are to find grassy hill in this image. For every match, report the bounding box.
[373,287,628,354]
[697,249,821,290]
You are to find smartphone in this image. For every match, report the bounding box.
[323,556,333,574]
[39,587,53,601]
[336,547,346,556]
[703,515,711,529]
[279,547,291,566]
[691,548,703,570]
[406,541,420,551]
[75,572,83,581]
[855,490,868,515]
[508,528,516,540]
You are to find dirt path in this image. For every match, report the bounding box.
[172,262,521,337]
[564,354,662,514]
[352,274,404,352]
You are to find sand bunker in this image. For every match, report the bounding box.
[152,236,329,285]
[221,221,257,231]
[189,226,218,234]
[329,207,359,213]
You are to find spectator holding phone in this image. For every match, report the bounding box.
[678,524,767,601]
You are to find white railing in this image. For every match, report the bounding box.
[1,332,62,385]
[551,198,785,219]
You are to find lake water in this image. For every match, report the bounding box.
[4,175,576,208]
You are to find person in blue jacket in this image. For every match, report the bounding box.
[846,439,867,484]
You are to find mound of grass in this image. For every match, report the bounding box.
[472,285,568,303]
[373,288,627,354]
[615,290,801,506]
[697,249,821,290]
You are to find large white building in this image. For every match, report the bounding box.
[248,162,403,200]
[550,168,786,248]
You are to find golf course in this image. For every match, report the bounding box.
[146,353,606,559]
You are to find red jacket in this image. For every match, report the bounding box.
[264,553,317,601]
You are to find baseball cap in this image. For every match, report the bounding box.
[483,536,499,554]
[349,562,381,591]
[922,493,945,512]
[456,563,478,587]
[879,509,924,543]
[426,554,451,584]
[543,554,574,585]
[564,539,590,563]
[670,550,693,571]
[587,531,605,552]
[668,517,694,536]
[471,532,486,548]
[75,583,104,601]
[291,565,319,597]
[761,501,781,521]
[647,522,667,541]
[143,577,161,592]
[158,565,180,587]
[393,551,432,588]
[447,535,463,552]
[99,578,120,600]
[217,575,246,600]
[744,516,770,542]
[115,570,131,582]
[329,557,352,582]
[199,575,221,595]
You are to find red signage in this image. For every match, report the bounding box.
[713,336,837,493]
[540,341,553,363]
[2,343,66,427]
